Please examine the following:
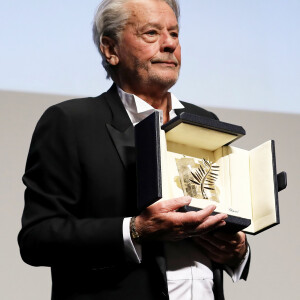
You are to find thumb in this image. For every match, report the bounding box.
[151,196,192,213]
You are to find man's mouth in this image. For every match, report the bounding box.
[151,59,178,67]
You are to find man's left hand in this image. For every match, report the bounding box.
[193,231,247,269]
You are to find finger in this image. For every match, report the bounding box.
[187,214,227,235]
[180,205,225,226]
[158,205,217,235]
[173,207,216,231]
[149,196,192,213]
[189,219,226,236]
[160,207,226,239]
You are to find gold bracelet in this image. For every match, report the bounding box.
[130,216,140,243]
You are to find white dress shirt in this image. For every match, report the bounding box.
[118,87,249,300]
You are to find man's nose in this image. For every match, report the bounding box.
[160,32,179,53]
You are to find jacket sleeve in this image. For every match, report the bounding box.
[18,105,126,268]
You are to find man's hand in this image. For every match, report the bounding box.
[134,196,227,242]
[193,231,248,269]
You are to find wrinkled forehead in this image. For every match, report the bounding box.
[123,0,178,29]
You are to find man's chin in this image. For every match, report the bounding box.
[148,72,180,90]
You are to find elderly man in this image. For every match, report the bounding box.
[18,0,249,299]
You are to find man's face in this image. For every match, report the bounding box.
[115,0,181,93]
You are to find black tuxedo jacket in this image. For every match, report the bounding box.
[18,84,249,300]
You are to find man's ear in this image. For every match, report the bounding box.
[100,36,119,66]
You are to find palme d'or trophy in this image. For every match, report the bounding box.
[176,156,219,201]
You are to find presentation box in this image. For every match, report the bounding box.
[135,111,287,234]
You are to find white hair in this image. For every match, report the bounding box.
[92,0,180,79]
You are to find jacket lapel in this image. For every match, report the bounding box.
[106,124,135,170]
[104,84,136,171]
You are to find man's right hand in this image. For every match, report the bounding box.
[134,196,227,242]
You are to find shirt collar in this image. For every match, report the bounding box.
[117,86,184,125]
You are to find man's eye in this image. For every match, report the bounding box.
[146,30,157,36]
[170,32,178,38]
